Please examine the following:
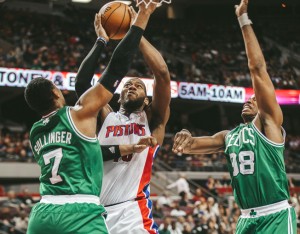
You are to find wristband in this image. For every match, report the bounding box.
[238,13,253,28]
[101,145,121,161]
[97,36,108,46]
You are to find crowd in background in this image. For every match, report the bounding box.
[0,178,299,234]
[0,8,299,89]
[0,189,33,234]
[0,129,33,163]
[1,128,300,173]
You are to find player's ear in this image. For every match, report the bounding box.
[144,97,149,106]
[52,88,61,99]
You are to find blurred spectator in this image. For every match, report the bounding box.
[179,192,192,207]
[170,203,187,217]
[17,189,35,206]
[192,188,206,204]
[1,191,23,210]
[205,177,218,197]
[167,173,191,197]
[159,217,172,234]
[157,192,173,208]
[170,220,182,234]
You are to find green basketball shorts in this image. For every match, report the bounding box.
[236,200,297,234]
[27,202,109,234]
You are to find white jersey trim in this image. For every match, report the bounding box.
[42,110,58,119]
[251,122,285,147]
[66,107,97,142]
[240,200,290,218]
[40,194,101,205]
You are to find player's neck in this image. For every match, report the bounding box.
[242,114,256,124]
[42,102,64,118]
[119,106,142,116]
[243,118,254,125]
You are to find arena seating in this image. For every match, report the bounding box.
[0,9,299,89]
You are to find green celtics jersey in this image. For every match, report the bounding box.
[30,106,103,197]
[224,122,289,209]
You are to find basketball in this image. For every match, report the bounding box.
[100,1,131,40]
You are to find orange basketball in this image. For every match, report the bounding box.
[100,1,131,40]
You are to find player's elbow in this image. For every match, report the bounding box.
[155,64,170,81]
[248,60,266,74]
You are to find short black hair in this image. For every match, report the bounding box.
[24,77,56,115]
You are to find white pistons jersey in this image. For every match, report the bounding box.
[98,111,159,206]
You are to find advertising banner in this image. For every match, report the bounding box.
[1,67,299,105]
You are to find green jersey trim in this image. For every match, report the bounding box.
[66,107,98,142]
[251,122,285,148]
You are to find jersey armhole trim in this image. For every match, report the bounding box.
[224,130,231,141]
[66,107,98,142]
[153,145,160,159]
[251,122,285,147]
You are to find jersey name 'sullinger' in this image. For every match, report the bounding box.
[33,131,72,154]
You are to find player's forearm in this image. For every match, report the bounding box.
[98,25,144,93]
[241,25,266,72]
[119,144,136,156]
[139,37,170,82]
[133,11,151,30]
[75,40,106,98]
[101,144,136,161]
[186,135,226,155]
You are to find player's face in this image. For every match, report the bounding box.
[241,96,258,123]
[120,78,147,110]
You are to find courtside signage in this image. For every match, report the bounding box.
[0,67,299,105]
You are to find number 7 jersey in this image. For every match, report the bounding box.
[224,122,289,209]
[29,106,104,197]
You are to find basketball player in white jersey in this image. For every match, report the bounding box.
[75,4,170,234]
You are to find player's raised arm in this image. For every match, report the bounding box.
[139,37,171,127]
[72,4,157,136]
[75,13,109,98]
[172,129,229,155]
[236,0,283,135]
[134,7,170,144]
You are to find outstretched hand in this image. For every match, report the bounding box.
[235,0,249,17]
[172,129,193,154]
[133,136,158,153]
[94,13,109,41]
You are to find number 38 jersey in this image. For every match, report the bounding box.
[98,111,159,206]
[29,106,103,197]
[224,122,289,209]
